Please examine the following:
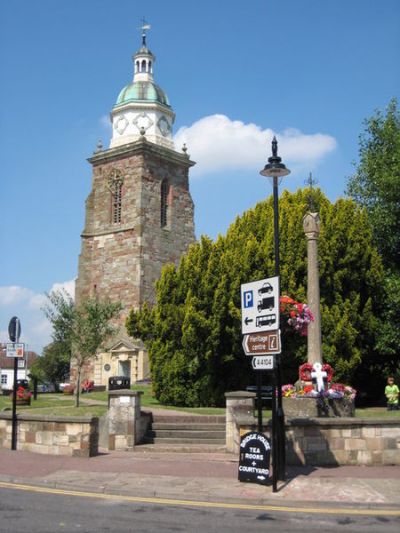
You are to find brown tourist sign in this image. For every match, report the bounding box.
[242,330,281,356]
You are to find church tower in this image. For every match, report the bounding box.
[75,25,195,386]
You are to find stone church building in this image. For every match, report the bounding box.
[74,28,195,387]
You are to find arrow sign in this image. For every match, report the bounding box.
[242,330,281,356]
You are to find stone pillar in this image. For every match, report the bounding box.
[225,391,255,453]
[303,212,322,365]
[108,390,143,450]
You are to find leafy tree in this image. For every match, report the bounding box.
[346,99,400,395]
[346,98,400,273]
[29,342,70,390]
[127,190,384,406]
[44,292,121,406]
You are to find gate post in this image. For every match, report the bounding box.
[108,390,143,450]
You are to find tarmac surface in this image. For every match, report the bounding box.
[1,446,400,513]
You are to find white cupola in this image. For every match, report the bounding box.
[109,24,175,150]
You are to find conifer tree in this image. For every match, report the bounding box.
[127,190,384,406]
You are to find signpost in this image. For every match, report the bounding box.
[6,343,24,358]
[242,330,281,356]
[8,317,22,451]
[240,276,281,493]
[241,277,279,335]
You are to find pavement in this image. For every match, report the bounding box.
[1,404,399,513]
[1,445,400,513]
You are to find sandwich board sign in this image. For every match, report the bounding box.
[238,431,271,485]
[241,276,279,335]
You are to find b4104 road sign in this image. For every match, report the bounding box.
[242,330,281,356]
[252,355,274,370]
[241,276,279,334]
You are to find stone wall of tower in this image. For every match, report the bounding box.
[75,139,195,328]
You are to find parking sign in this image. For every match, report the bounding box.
[240,277,279,334]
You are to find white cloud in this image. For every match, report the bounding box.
[0,280,75,355]
[49,280,75,300]
[174,114,337,176]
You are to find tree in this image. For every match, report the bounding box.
[44,292,121,406]
[29,342,70,390]
[346,98,400,273]
[346,100,400,394]
[127,189,384,406]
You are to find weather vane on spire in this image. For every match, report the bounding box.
[140,17,151,46]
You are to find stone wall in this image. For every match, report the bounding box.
[0,413,98,457]
[226,392,400,466]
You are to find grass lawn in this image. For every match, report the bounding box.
[1,387,398,418]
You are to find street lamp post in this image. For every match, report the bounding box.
[260,136,290,483]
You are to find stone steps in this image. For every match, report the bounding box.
[139,414,226,449]
[134,443,228,453]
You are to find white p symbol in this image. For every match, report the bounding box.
[244,290,253,308]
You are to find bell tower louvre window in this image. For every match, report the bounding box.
[112,181,122,223]
[161,179,169,228]
[107,169,124,224]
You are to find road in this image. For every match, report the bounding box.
[0,485,399,533]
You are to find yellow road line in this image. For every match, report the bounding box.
[0,481,399,517]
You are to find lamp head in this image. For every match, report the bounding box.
[260,136,291,178]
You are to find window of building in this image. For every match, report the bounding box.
[112,180,122,224]
[161,179,169,228]
[1,375,7,385]
[107,169,124,225]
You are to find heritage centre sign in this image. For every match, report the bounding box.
[238,431,271,485]
[241,276,279,334]
[242,330,281,356]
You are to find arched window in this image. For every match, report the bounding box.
[141,59,146,72]
[135,60,139,73]
[148,60,152,73]
[112,180,122,224]
[160,179,169,228]
[107,169,124,224]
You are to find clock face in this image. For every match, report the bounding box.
[158,116,171,137]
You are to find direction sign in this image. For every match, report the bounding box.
[6,343,24,358]
[242,330,281,356]
[241,276,279,334]
[252,355,274,370]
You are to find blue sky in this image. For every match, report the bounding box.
[1,0,399,353]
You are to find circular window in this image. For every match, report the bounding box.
[104,364,111,372]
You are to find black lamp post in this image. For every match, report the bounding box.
[260,136,290,482]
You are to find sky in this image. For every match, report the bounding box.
[0,0,399,354]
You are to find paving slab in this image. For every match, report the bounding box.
[1,448,399,511]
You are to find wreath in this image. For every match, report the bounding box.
[299,362,333,382]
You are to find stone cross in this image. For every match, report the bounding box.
[311,362,327,392]
[303,211,322,364]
